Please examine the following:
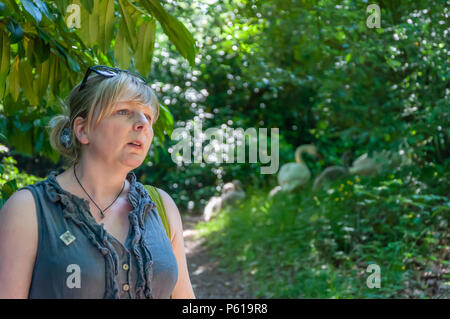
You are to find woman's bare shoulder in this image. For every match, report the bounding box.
[0,188,38,239]
[0,188,38,248]
[1,188,36,216]
[0,189,38,298]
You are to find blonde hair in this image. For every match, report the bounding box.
[48,71,159,167]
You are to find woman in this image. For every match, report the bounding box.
[0,66,195,299]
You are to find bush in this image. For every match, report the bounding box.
[0,148,42,207]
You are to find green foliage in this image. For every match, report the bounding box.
[196,168,449,298]
[0,0,195,161]
[0,150,42,207]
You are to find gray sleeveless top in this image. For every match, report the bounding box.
[20,170,178,299]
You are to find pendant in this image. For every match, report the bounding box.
[60,230,76,246]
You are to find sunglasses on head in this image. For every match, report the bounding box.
[78,65,146,92]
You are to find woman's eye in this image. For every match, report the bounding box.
[145,114,152,121]
[118,110,129,115]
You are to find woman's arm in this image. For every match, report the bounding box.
[157,188,196,299]
[0,189,38,298]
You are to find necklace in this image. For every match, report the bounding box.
[73,165,125,219]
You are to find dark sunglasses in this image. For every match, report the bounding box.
[78,65,146,92]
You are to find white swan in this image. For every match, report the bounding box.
[276,144,320,193]
[349,150,389,176]
[203,180,246,222]
[220,180,245,207]
[349,149,410,177]
[313,150,353,191]
[203,196,222,222]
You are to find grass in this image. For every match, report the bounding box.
[195,168,450,298]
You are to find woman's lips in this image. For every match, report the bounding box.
[127,143,143,150]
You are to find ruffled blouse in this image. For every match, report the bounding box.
[21,170,178,299]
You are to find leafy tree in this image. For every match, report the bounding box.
[0,0,196,162]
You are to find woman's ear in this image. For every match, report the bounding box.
[73,116,89,145]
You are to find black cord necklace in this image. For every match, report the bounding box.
[73,164,125,219]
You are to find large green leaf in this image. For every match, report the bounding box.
[98,0,115,53]
[33,0,54,22]
[76,2,89,44]
[134,18,155,78]
[139,0,196,66]
[4,0,21,15]
[7,57,20,102]
[153,103,174,143]
[19,59,39,105]
[0,28,10,100]
[24,34,35,65]
[48,53,60,99]
[54,0,70,14]
[36,57,50,99]
[114,23,131,69]
[78,0,97,47]
[21,0,42,24]
[88,0,100,47]
[95,0,107,54]
[80,0,94,14]
[118,0,138,51]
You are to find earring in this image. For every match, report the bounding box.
[61,127,73,148]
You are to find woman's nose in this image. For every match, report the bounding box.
[133,112,151,130]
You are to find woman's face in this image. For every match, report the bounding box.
[85,100,155,169]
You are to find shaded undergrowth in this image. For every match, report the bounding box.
[196,167,450,298]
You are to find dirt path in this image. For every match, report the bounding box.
[182,214,253,299]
